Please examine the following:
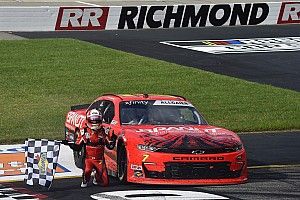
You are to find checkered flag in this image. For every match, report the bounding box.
[24,138,61,188]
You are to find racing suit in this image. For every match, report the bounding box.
[67,126,115,186]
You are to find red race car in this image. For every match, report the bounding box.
[64,94,248,185]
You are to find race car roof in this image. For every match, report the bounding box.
[98,94,187,101]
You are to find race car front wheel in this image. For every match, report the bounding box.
[117,144,128,183]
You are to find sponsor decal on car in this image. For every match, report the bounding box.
[133,170,143,177]
[173,156,225,161]
[153,100,193,107]
[277,2,300,24]
[130,164,142,170]
[204,128,229,135]
[161,37,300,54]
[55,7,109,30]
[136,126,201,134]
[142,154,150,162]
[130,164,143,178]
[124,101,149,105]
[66,111,86,128]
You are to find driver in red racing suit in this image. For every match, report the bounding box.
[63,109,116,188]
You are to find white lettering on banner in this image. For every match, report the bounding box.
[61,9,82,27]
[61,8,103,27]
[160,37,300,54]
[55,7,109,30]
[91,190,229,200]
[277,2,300,24]
[117,3,270,29]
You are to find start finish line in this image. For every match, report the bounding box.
[160,37,300,54]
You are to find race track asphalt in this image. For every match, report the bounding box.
[15,24,300,91]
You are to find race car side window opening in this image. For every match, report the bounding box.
[88,100,103,111]
[120,101,207,125]
[88,100,115,124]
[102,101,115,124]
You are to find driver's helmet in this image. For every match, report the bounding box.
[86,109,103,130]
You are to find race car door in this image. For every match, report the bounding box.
[100,100,119,176]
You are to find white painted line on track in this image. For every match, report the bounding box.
[248,164,300,170]
[91,190,229,200]
[76,1,100,7]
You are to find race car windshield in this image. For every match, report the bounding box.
[120,100,207,125]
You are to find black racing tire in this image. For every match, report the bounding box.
[73,130,85,169]
[117,144,128,184]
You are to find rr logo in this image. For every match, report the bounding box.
[55,7,109,30]
[277,2,300,24]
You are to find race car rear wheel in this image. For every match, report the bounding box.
[73,129,85,169]
[117,144,128,183]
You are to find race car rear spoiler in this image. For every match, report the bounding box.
[70,104,90,111]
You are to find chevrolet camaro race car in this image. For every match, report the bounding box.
[64,94,248,185]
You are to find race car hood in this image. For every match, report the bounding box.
[123,125,242,152]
